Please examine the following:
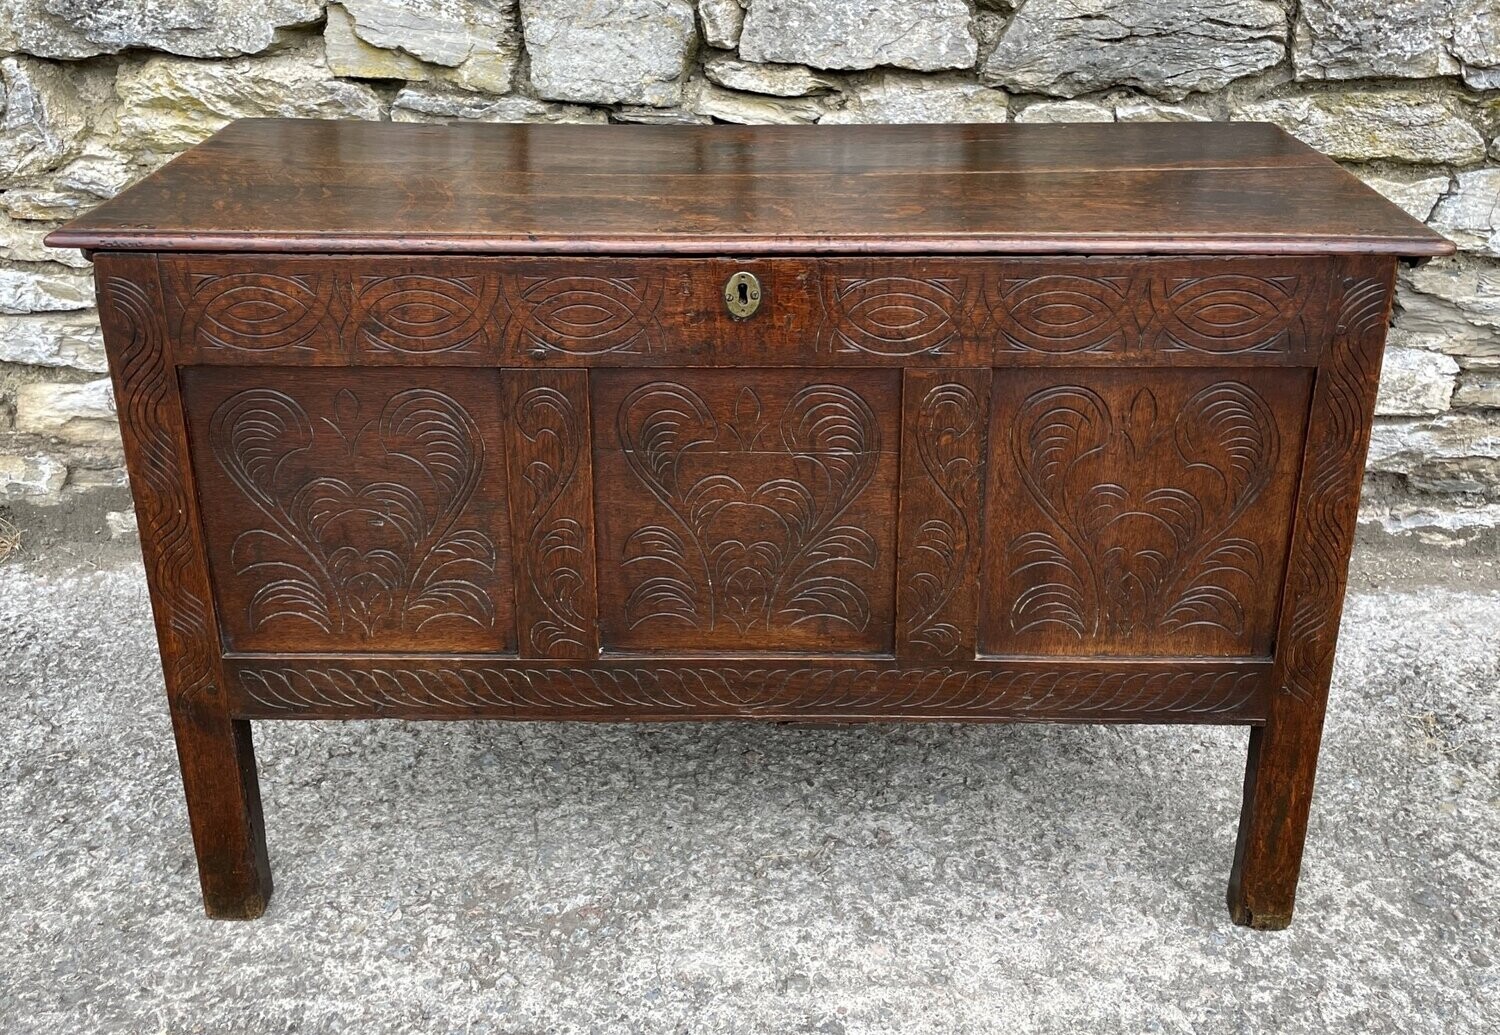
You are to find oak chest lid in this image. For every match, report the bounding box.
[49,119,1451,258]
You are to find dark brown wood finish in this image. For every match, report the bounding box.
[897,369,992,660]
[980,367,1312,659]
[154,254,1342,368]
[591,368,902,654]
[54,121,1450,926]
[182,367,516,654]
[95,254,272,919]
[51,121,1450,256]
[504,370,600,659]
[1227,254,1398,929]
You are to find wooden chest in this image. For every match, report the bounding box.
[50,119,1451,926]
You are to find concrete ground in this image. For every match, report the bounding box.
[0,531,1496,1034]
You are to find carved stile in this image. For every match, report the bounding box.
[897,370,992,659]
[98,256,221,709]
[505,371,600,658]
[97,253,272,917]
[1276,261,1395,703]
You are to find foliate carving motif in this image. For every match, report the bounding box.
[505,275,663,356]
[510,384,592,657]
[209,386,497,639]
[98,268,218,706]
[902,380,987,657]
[615,381,882,636]
[1007,380,1280,642]
[236,662,1263,719]
[818,275,970,356]
[1280,273,1390,701]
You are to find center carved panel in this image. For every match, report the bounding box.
[592,370,901,654]
[183,368,515,653]
[981,368,1311,658]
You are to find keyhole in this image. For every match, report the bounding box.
[724,271,761,318]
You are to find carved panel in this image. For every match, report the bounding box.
[897,370,991,659]
[182,368,514,653]
[592,370,900,653]
[504,371,599,659]
[986,260,1327,362]
[157,256,1335,369]
[988,273,1133,354]
[230,657,1268,723]
[1142,273,1316,355]
[982,368,1311,658]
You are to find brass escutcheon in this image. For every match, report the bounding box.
[723,271,762,319]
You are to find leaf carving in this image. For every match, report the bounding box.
[616,381,883,637]
[1007,380,1279,644]
[211,385,496,641]
[904,381,985,656]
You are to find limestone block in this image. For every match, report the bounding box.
[739,0,978,73]
[1431,169,1500,258]
[983,1,1285,100]
[0,452,67,503]
[1375,346,1459,416]
[0,312,107,372]
[0,57,94,185]
[391,85,608,123]
[0,268,94,314]
[521,0,697,107]
[703,56,835,97]
[688,80,824,124]
[1014,100,1113,124]
[1394,260,1500,361]
[821,72,1007,124]
[1234,91,1486,164]
[116,44,384,154]
[699,0,745,49]
[1293,0,1500,89]
[1352,168,1452,222]
[0,0,323,59]
[325,1,520,94]
[15,377,119,446]
[1367,414,1500,495]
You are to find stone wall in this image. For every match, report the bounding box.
[2,1,1498,536]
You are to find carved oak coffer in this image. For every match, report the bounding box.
[49,120,1452,926]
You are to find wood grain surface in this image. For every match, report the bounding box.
[48,121,1451,256]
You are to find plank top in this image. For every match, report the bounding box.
[49,119,1452,256]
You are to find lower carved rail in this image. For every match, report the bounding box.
[226,657,1271,723]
